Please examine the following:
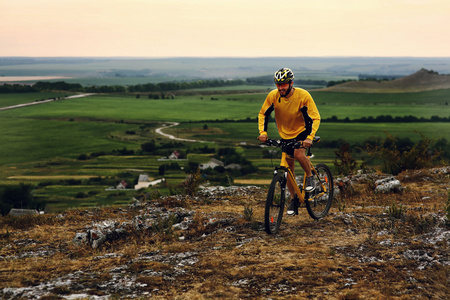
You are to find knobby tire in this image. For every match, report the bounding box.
[264,173,286,234]
[305,163,334,219]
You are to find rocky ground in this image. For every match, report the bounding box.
[0,167,449,299]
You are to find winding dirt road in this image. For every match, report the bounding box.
[155,122,210,143]
[1,94,209,143]
[0,93,95,111]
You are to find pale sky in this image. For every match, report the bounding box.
[1,0,449,57]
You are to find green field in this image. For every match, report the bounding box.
[168,121,450,144]
[0,92,69,108]
[1,91,449,165]
[0,89,449,212]
[311,89,450,105]
[0,117,141,165]
[1,90,449,121]
[0,95,260,122]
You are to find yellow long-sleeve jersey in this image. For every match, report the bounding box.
[258,88,321,140]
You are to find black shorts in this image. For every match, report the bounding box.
[281,131,309,157]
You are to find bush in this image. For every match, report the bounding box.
[334,143,358,175]
[90,151,107,158]
[365,131,443,175]
[75,192,88,198]
[141,141,157,153]
[433,138,450,160]
[181,168,202,196]
[77,153,90,160]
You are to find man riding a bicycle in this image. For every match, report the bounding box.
[258,68,321,215]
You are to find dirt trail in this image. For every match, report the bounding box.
[155,122,211,143]
[0,94,95,111]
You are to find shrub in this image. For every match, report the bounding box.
[90,151,106,158]
[181,168,202,196]
[388,201,405,219]
[77,153,90,160]
[75,192,88,198]
[365,131,443,175]
[141,141,157,153]
[404,212,439,235]
[334,143,358,175]
[243,206,253,222]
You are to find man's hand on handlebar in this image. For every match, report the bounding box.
[258,134,268,142]
[302,138,313,148]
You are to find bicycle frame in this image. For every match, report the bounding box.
[275,146,328,203]
[275,151,306,202]
[264,137,334,233]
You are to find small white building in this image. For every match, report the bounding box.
[225,163,241,170]
[158,151,185,161]
[8,208,39,216]
[169,151,180,160]
[105,180,128,191]
[134,174,165,190]
[116,180,128,189]
[199,158,224,170]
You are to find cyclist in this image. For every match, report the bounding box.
[258,68,321,215]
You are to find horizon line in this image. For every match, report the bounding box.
[1,55,450,59]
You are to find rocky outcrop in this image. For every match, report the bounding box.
[374,176,402,193]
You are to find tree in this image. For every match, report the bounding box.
[0,183,45,215]
[141,141,157,153]
[159,165,166,176]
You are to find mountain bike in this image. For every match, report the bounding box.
[262,137,334,234]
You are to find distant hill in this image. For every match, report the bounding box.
[318,69,450,93]
[2,57,450,82]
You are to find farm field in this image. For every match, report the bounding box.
[311,89,450,105]
[167,121,450,145]
[1,90,449,121]
[0,91,448,166]
[0,92,69,108]
[0,117,140,165]
[0,87,449,212]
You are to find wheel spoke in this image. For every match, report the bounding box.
[265,174,286,234]
[306,164,334,220]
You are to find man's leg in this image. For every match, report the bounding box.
[294,148,312,177]
[286,156,299,215]
[286,156,296,197]
[294,148,315,192]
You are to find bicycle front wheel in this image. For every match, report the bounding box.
[306,163,334,220]
[264,173,286,234]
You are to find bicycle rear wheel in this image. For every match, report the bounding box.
[306,163,334,219]
[264,173,286,234]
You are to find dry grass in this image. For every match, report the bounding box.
[234,179,271,185]
[1,168,449,299]
[7,175,100,180]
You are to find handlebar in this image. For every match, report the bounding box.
[260,136,320,149]
[264,139,303,149]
